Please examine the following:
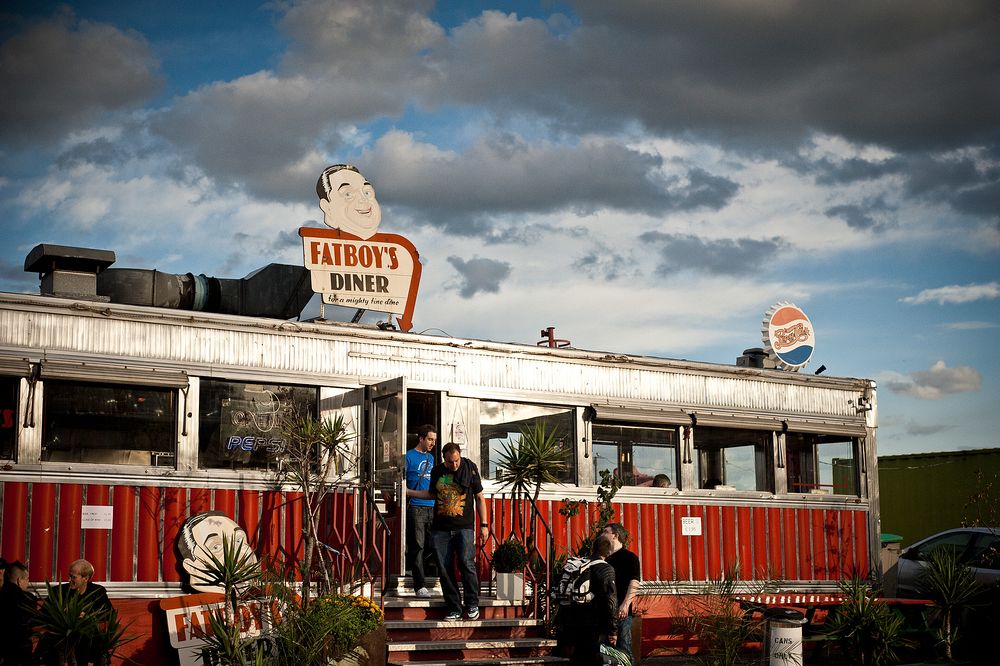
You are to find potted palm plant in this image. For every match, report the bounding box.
[491,537,529,602]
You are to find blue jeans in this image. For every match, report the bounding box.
[406,504,434,589]
[616,614,633,660]
[431,528,479,613]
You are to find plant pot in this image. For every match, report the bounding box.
[330,625,386,666]
[496,572,525,602]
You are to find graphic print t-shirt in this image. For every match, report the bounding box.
[430,459,483,530]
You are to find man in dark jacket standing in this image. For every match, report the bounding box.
[0,561,36,664]
[603,523,641,661]
[570,536,618,666]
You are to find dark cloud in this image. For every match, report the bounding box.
[364,132,738,236]
[573,247,637,281]
[55,138,130,169]
[639,232,786,276]
[811,157,905,186]
[0,10,162,146]
[552,0,1000,151]
[824,198,894,232]
[446,256,512,297]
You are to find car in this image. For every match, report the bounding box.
[895,527,1000,598]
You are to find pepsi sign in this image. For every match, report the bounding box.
[762,302,815,371]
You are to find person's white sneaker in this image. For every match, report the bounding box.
[466,606,480,620]
[444,610,462,621]
[416,587,431,598]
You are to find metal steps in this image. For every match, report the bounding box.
[384,577,564,666]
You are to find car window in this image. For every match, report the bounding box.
[968,534,1000,570]
[915,531,976,561]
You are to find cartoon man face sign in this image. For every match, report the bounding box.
[179,511,258,594]
[316,164,382,239]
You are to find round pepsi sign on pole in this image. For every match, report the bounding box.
[762,302,815,371]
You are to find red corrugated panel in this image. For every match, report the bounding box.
[1,482,28,563]
[190,487,211,516]
[854,511,869,577]
[111,486,136,581]
[766,507,783,578]
[137,486,162,581]
[56,484,83,580]
[85,485,110,580]
[162,488,186,582]
[839,510,857,575]
[551,498,569,558]
[673,506,689,580]
[737,507,754,578]
[824,511,843,578]
[811,509,828,579]
[639,504,656,579]
[532,499,550,559]
[721,506,738,576]
[30,483,56,582]
[796,509,811,580]
[656,504,673,580]
[782,508,799,580]
[239,490,261,549]
[285,491,304,576]
[623,503,639,552]
[705,505,722,579]
[688,505,706,581]
[215,489,235,519]
[259,491,281,559]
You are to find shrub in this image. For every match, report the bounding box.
[310,593,385,658]
[492,538,529,573]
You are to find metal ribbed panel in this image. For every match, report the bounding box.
[0,298,869,419]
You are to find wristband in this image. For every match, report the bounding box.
[480,523,488,527]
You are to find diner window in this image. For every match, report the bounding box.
[592,424,677,488]
[695,426,774,491]
[480,401,575,482]
[1,377,17,459]
[199,379,318,471]
[42,380,176,465]
[786,433,859,496]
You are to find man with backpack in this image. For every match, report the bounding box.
[555,536,619,666]
[602,523,641,661]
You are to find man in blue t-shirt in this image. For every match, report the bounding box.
[404,424,437,597]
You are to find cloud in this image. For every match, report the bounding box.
[639,232,786,276]
[446,256,512,297]
[901,282,999,305]
[904,421,954,437]
[0,10,162,146]
[942,321,1000,331]
[885,360,982,399]
[359,131,738,236]
[824,199,895,232]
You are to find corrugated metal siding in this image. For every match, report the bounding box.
[1,302,866,419]
[0,480,309,583]
[482,496,869,585]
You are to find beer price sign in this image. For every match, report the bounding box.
[302,164,422,331]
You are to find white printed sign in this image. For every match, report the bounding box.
[681,516,702,536]
[81,505,114,530]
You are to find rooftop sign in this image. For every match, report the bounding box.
[762,302,815,371]
[300,165,422,331]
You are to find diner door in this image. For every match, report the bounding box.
[366,376,407,579]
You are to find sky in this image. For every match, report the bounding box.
[1,1,997,457]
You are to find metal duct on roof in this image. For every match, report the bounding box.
[40,360,189,388]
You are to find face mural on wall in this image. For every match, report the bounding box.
[315,164,382,240]
[178,511,258,594]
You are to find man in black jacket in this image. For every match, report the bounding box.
[570,536,618,666]
[0,561,36,664]
[603,522,641,661]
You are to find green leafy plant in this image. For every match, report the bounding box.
[275,413,354,602]
[917,547,984,661]
[32,582,133,666]
[823,575,912,666]
[496,421,570,503]
[679,565,778,666]
[560,468,624,556]
[492,537,529,573]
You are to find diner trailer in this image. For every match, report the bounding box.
[0,252,880,661]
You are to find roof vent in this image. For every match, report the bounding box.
[737,347,776,369]
[24,244,115,302]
